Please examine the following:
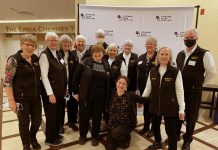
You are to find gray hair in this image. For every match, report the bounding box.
[155,46,173,66]
[76,35,87,42]
[107,43,119,52]
[96,29,105,36]
[45,32,58,41]
[59,34,73,44]
[184,28,199,38]
[145,37,158,48]
[123,40,133,47]
[20,34,37,45]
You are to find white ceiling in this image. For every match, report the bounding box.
[0,0,75,21]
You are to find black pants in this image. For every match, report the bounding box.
[151,114,177,150]
[60,99,66,126]
[140,89,152,130]
[66,96,78,124]
[106,125,132,150]
[176,91,201,142]
[42,96,65,142]
[17,99,42,145]
[79,88,106,138]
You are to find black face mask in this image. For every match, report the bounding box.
[184,39,196,48]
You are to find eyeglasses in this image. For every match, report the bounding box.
[23,43,36,48]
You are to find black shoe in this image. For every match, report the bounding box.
[182,142,190,150]
[23,144,31,150]
[147,142,162,150]
[92,138,99,146]
[139,128,149,135]
[30,138,41,149]
[79,136,87,145]
[69,123,79,131]
[45,139,62,146]
[57,135,64,141]
[59,126,64,134]
[146,130,154,137]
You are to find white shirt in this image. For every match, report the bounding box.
[108,57,115,66]
[39,49,58,95]
[77,49,86,63]
[183,45,216,86]
[142,65,185,113]
[64,51,69,89]
[120,53,131,77]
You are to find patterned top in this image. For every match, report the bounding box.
[108,92,133,129]
[3,57,17,87]
[93,61,105,72]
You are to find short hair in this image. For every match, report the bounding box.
[155,46,173,65]
[96,29,105,37]
[45,32,58,41]
[91,43,105,55]
[59,34,73,45]
[184,28,199,38]
[76,35,87,42]
[123,40,133,47]
[145,37,158,48]
[116,76,129,87]
[107,43,119,53]
[20,34,37,45]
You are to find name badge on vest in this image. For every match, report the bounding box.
[164,78,172,81]
[188,60,196,66]
[138,61,142,65]
[60,59,65,64]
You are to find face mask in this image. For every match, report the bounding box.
[97,38,105,44]
[184,39,196,48]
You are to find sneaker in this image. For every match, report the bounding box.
[92,138,99,146]
[138,128,149,135]
[45,139,62,146]
[147,142,162,150]
[30,138,41,149]
[79,136,87,145]
[146,130,154,137]
[69,123,79,131]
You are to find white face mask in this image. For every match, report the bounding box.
[97,38,105,44]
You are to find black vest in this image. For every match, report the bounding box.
[12,50,41,101]
[176,46,206,92]
[41,48,67,97]
[149,65,179,116]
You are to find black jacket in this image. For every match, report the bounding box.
[11,50,41,101]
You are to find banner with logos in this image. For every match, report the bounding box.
[79,5,194,60]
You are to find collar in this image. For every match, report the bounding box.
[123,52,131,60]
[184,44,197,55]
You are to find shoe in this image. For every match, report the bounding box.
[30,138,41,149]
[165,136,181,144]
[147,142,162,150]
[59,126,64,134]
[57,135,64,141]
[23,144,31,150]
[79,136,87,145]
[45,139,62,146]
[69,123,79,131]
[92,138,99,146]
[146,130,154,137]
[182,142,190,150]
[138,128,149,135]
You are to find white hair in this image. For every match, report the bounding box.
[59,34,73,44]
[107,43,119,52]
[76,35,87,42]
[184,28,199,38]
[96,29,105,36]
[123,40,133,47]
[45,32,58,41]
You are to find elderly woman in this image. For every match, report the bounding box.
[117,40,138,92]
[3,34,41,150]
[72,44,111,146]
[39,32,67,146]
[105,76,145,150]
[138,37,158,137]
[142,47,185,150]
[58,34,79,133]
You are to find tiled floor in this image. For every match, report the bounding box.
[1,95,218,150]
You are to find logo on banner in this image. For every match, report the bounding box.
[104,29,114,36]
[117,15,133,21]
[136,31,152,37]
[80,13,95,20]
[156,16,172,22]
[174,31,184,37]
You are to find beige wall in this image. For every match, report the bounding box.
[86,0,218,83]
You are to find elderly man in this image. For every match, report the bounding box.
[89,29,108,50]
[39,32,67,146]
[176,28,216,150]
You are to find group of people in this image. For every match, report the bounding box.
[3,28,216,150]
